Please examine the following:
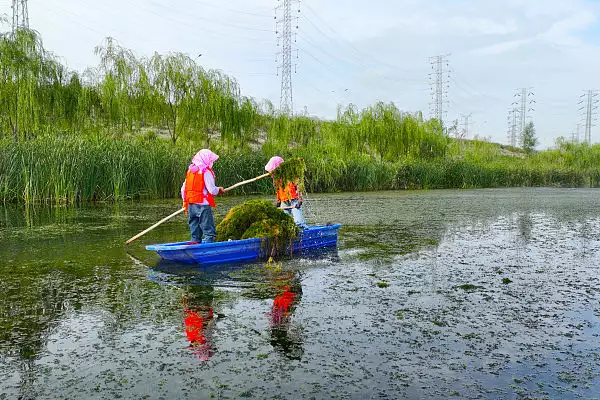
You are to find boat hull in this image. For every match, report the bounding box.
[146,224,341,265]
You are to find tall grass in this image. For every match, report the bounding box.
[4,136,600,204]
[0,136,190,203]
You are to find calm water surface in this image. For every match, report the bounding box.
[1,188,600,399]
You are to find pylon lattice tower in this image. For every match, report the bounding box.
[459,113,471,139]
[513,88,535,147]
[12,0,29,31]
[275,0,300,115]
[507,108,518,147]
[428,54,450,123]
[579,90,599,144]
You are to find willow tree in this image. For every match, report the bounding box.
[357,102,402,160]
[335,104,362,155]
[94,37,139,135]
[0,29,56,140]
[147,52,198,143]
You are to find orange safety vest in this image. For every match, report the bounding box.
[276,181,299,203]
[184,168,216,208]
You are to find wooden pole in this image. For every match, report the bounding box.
[125,207,185,244]
[223,172,271,193]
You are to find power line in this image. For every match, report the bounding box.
[192,0,271,18]
[297,17,422,84]
[301,3,418,75]
[147,0,272,34]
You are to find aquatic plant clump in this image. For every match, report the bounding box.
[216,200,299,250]
[271,157,306,192]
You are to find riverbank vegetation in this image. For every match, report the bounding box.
[2,28,600,204]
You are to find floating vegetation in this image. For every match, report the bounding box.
[264,257,283,273]
[376,281,389,288]
[271,157,306,193]
[216,200,299,252]
[456,284,483,292]
[502,278,513,284]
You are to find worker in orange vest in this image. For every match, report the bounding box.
[180,149,224,243]
[265,156,308,229]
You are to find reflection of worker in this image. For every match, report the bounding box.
[183,294,215,361]
[267,270,304,360]
[265,156,308,229]
[271,284,297,326]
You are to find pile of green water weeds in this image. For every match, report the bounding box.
[216,200,299,250]
[270,157,306,192]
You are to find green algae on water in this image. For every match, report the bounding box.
[216,200,299,251]
[456,284,483,292]
[271,157,306,192]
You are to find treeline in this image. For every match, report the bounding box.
[0,28,447,160]
[0,29,260,146]
[2,28,600,204]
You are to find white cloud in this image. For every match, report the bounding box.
[473,38,534,55]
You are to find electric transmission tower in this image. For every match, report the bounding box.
[512,87,535,146]
[428,54,450,124]
[274,0,300,116]
[12,0,29,31]
[507,108,518,147]
[579,90,599,144]
[570,123,582,143]
[459,113,471,139]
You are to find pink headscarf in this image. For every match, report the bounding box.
[181,149,219,200]
[265,156,284,172]
[188,149,219,174]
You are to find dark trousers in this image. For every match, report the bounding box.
[188,204,216,243]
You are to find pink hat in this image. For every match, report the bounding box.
[265,156,284,172]
[189,149,219,173]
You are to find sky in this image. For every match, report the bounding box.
[1,0,600,148]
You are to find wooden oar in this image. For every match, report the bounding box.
[125,207,185,244]
[223,172,271,193]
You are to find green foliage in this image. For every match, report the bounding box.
[270,157,306,192]
[215,200,299,251]
[522,121,538,153]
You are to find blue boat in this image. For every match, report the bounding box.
[146,224,342,265]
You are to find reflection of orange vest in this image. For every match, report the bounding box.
[273,286,296,313]
[184,309,214,344]
[276,181,299,203]
[184,169,216,207]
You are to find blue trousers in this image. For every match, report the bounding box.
[188,204,216,243]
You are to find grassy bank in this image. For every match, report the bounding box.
[2,136,600,204]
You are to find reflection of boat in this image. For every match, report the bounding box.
[146,224,342,265]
